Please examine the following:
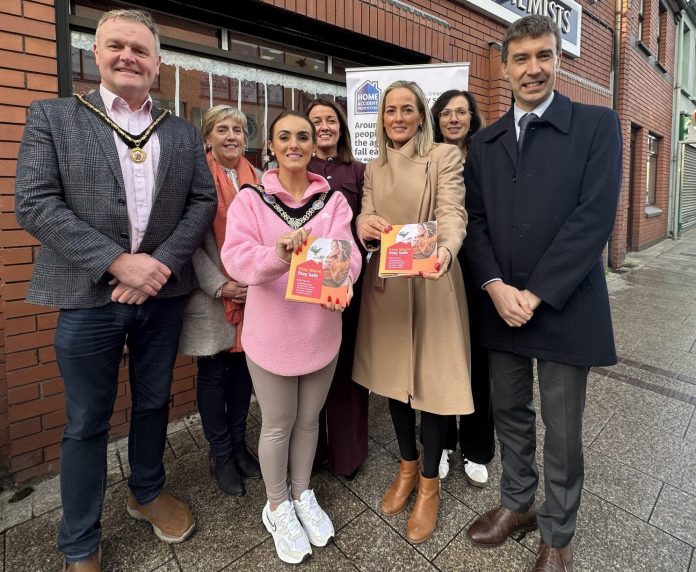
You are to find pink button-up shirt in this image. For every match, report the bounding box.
[100,85,161,253]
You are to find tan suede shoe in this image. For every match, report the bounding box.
[381,458,419,516]
[64,546,101,572]
[406,473,441,544]
[126,491,195,543]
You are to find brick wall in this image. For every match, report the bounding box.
[610,0,675,265]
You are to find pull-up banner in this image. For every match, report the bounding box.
[345,63,470,163]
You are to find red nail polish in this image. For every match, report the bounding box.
[303,239,307,245]
[419,271,424,276]
[327,296,332,303]
[336,299,340,306]
[434,263,441,271]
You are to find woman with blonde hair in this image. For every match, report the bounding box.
[354,80,473,543]
[179,105,261,497]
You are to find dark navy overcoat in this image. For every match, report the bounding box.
[464,91,622,367]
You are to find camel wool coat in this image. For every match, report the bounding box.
[353,139,473,415]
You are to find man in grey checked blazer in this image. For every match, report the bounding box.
[15,9,216,571]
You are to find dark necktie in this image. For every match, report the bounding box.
[518,112,537,151]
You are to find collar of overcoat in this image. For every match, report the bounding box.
[82,90,172,201]
[479,91,573,165]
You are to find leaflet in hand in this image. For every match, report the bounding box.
[378,221,438,278]
[286,237,352,304]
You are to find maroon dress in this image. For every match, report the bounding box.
[308,155,369,477]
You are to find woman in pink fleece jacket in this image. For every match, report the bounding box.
[221,111,361,565]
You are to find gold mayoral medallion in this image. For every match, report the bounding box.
[74,94,170,165]
[129,147,147,163]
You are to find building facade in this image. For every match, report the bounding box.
[0,0,684,482]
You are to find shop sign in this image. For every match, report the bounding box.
[455,0,582,57]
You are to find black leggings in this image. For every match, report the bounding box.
[388,398,448,479]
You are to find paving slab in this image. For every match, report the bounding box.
[582,448,662,521]
[433,522,536,572]
[333,510,436,572]
[650,484,696,547]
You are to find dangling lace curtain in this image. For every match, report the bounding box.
[71,31,346,157]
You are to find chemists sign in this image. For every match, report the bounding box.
[455,0,582,57]
[346,63,470,163]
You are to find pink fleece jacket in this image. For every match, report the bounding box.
[221,169,362,376]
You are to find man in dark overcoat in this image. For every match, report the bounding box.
[15,9,216,571]
[463,15,622,572]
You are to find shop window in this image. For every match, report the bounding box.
[229,32,327,74]
[645,135,659,206]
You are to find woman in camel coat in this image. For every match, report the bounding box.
[353,80,473,545]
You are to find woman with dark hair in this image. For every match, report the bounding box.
[431,89,484,161]
[429,90,494,488]
[305,98,369,480]
[222,110,361,564]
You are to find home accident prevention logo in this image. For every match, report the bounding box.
[355,80,381,114]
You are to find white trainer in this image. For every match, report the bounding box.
[464,458,489,487]
[439,449,453,481]
[292,489,335,547]
[262,500,312,564]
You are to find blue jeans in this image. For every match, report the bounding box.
[54,296,185,562]
[196,351,253,457]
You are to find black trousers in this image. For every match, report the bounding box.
[196,351,253,458]
[389,398,448,479]
[489,350,588,548]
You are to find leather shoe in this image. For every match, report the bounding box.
[64,546,101,571]
[381,458,419,516]
[210,452,245,496]
[534,542,573,572]
[467,505,538,547]
[406,473,441,544]
[233,445,262,480]
[126,491,195,543]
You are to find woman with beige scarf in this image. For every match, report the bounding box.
[179,105,261,496]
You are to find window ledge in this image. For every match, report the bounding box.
[636,40,652,57]
[645,205,663,218]
[656,61,668,74]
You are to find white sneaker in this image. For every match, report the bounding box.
[293,489,335,547]
[262,500,312,564]
[439,449,453,481]
[464,458,488,487]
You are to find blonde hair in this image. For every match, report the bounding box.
[376,80,434,165]
[96,9,161,54]
[201,105,250,151]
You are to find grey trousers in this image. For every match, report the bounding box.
[489,350,588,548]
[247,355,338,507]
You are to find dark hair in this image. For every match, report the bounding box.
[305,98,356,164]
[431,90,485,150]
[501,15,561,63]
[268,110,317,144]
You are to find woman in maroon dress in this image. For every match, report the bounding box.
[306,98,368,479]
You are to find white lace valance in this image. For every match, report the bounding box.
[71,31,347,98]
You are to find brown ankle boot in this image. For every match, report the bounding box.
[381,458,419,516]
[406,473,441,544]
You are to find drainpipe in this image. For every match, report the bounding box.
[668,15,683,239]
